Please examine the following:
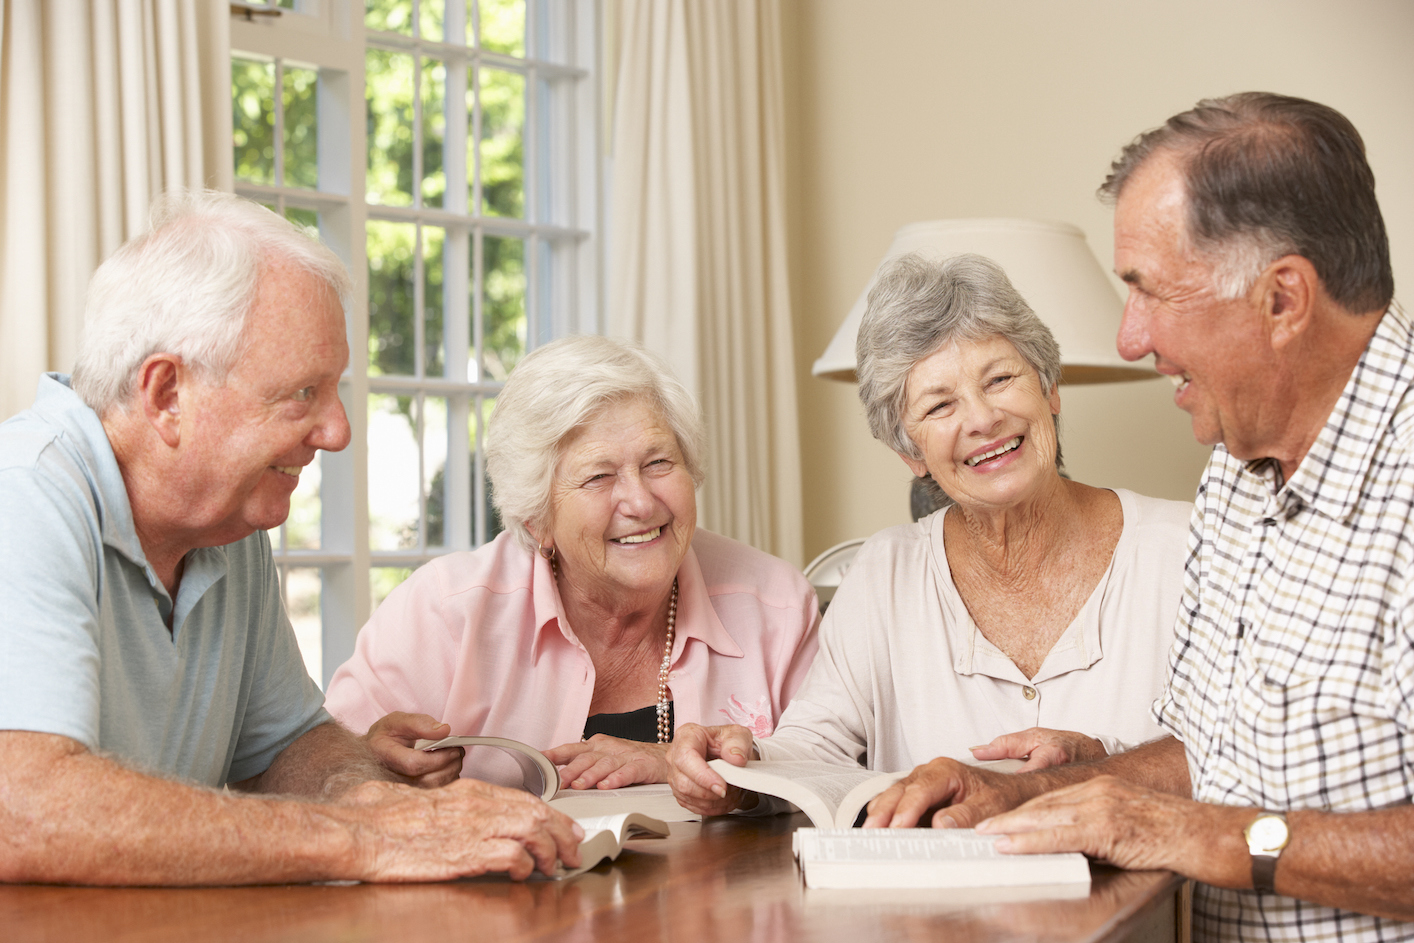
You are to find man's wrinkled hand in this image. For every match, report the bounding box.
[664,723,756,817]
[544,735,670,790]
[337,778,585,881]
[862,756,1032,829]
[363,712,463,788]
[976,775,1190,872]
[970,727,1107,772]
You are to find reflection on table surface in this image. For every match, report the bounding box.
[0,814,1182,943]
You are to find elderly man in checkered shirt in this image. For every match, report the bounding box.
[864,93,1413,941]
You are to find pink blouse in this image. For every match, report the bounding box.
[324,529,819,783]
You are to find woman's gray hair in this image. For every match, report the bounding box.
[856,253,1062,463]
[486,335,707,551]
[72,190,351,416]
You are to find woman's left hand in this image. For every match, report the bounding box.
[970,727,1107,772]
[544,735,671,789]
[363,711,465,787]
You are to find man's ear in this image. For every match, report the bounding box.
[1256,256,1318,351]
[136,354,184,448]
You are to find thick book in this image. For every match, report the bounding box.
[417,735,559,801]
[792,828,1091,893]
[545,812,671,879]
[417,735,699,821]
[707,757,1024,829]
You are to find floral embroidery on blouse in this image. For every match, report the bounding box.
[719,694,773,737]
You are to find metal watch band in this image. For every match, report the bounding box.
[1251,852,1278,894]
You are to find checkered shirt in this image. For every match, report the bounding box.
[1154,303,1414,943]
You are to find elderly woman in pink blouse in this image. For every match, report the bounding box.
[324,336,819,791]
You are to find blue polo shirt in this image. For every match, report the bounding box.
[0,375,329,785]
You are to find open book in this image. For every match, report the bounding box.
[417,735,699,821]
[543,812,671,880]
[417,735,559,801]
[707,757,1024,829]
[793,827,1090,893]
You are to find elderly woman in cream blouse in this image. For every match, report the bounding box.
[667,253,1191,825]
[325,336,819,791]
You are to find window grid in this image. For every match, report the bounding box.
[233,1,598,686]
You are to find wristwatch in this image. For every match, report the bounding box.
[1244,812,1290,894]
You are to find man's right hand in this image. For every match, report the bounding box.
[336,778,584,881]
[665,723,757,817]
[862,756,1038,829]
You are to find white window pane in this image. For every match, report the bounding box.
[424,395,449,548]
[282,566,323,687]
[479,0,525,56]
[368,220,417,377]
[368,393,421,550]
[371,566,414,610]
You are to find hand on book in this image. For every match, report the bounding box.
[364,712,465,788]
[664,724,759,817]
[975,775,1193,873]
[969,727,1107,772]
[331,777,585,881]
[862,757,1037,830]
[543,735,670,790]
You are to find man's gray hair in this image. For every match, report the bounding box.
[486,335,707,551]
[71,190,351,415]
[856,253,1062,463]
[1099,92,1393,313]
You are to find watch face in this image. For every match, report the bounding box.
[1249,816,1289,852]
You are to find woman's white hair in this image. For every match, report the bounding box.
[71,190,351,415]
[487,335,707,552]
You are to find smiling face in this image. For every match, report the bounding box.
[180,256,351,546]
[540,398,698,606]
[900,334,1062,514]
[1113,150,1279,454]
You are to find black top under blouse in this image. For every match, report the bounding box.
[582,701,674,742]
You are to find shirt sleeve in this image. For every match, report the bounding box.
[0,462,106,746]
[774,588,822,715]
[224,532,331,783]
[755,560,878,767]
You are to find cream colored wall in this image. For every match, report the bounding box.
[782,0,1414,562]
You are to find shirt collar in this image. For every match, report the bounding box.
[1264,304,1411,522]
[529,540,745,664]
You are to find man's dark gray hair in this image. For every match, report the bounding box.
[1099,92,1393,314]
[856,253,1062,466]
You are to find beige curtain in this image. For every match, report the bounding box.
[607,0,803,566]
[0,0,230,421]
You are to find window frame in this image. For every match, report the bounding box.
[231,0,601,686]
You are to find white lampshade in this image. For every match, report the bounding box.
[812,218,1155,384]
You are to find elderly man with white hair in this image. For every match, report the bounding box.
[0,191,582,884]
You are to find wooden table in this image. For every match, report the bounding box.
[0,814,1184,943]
